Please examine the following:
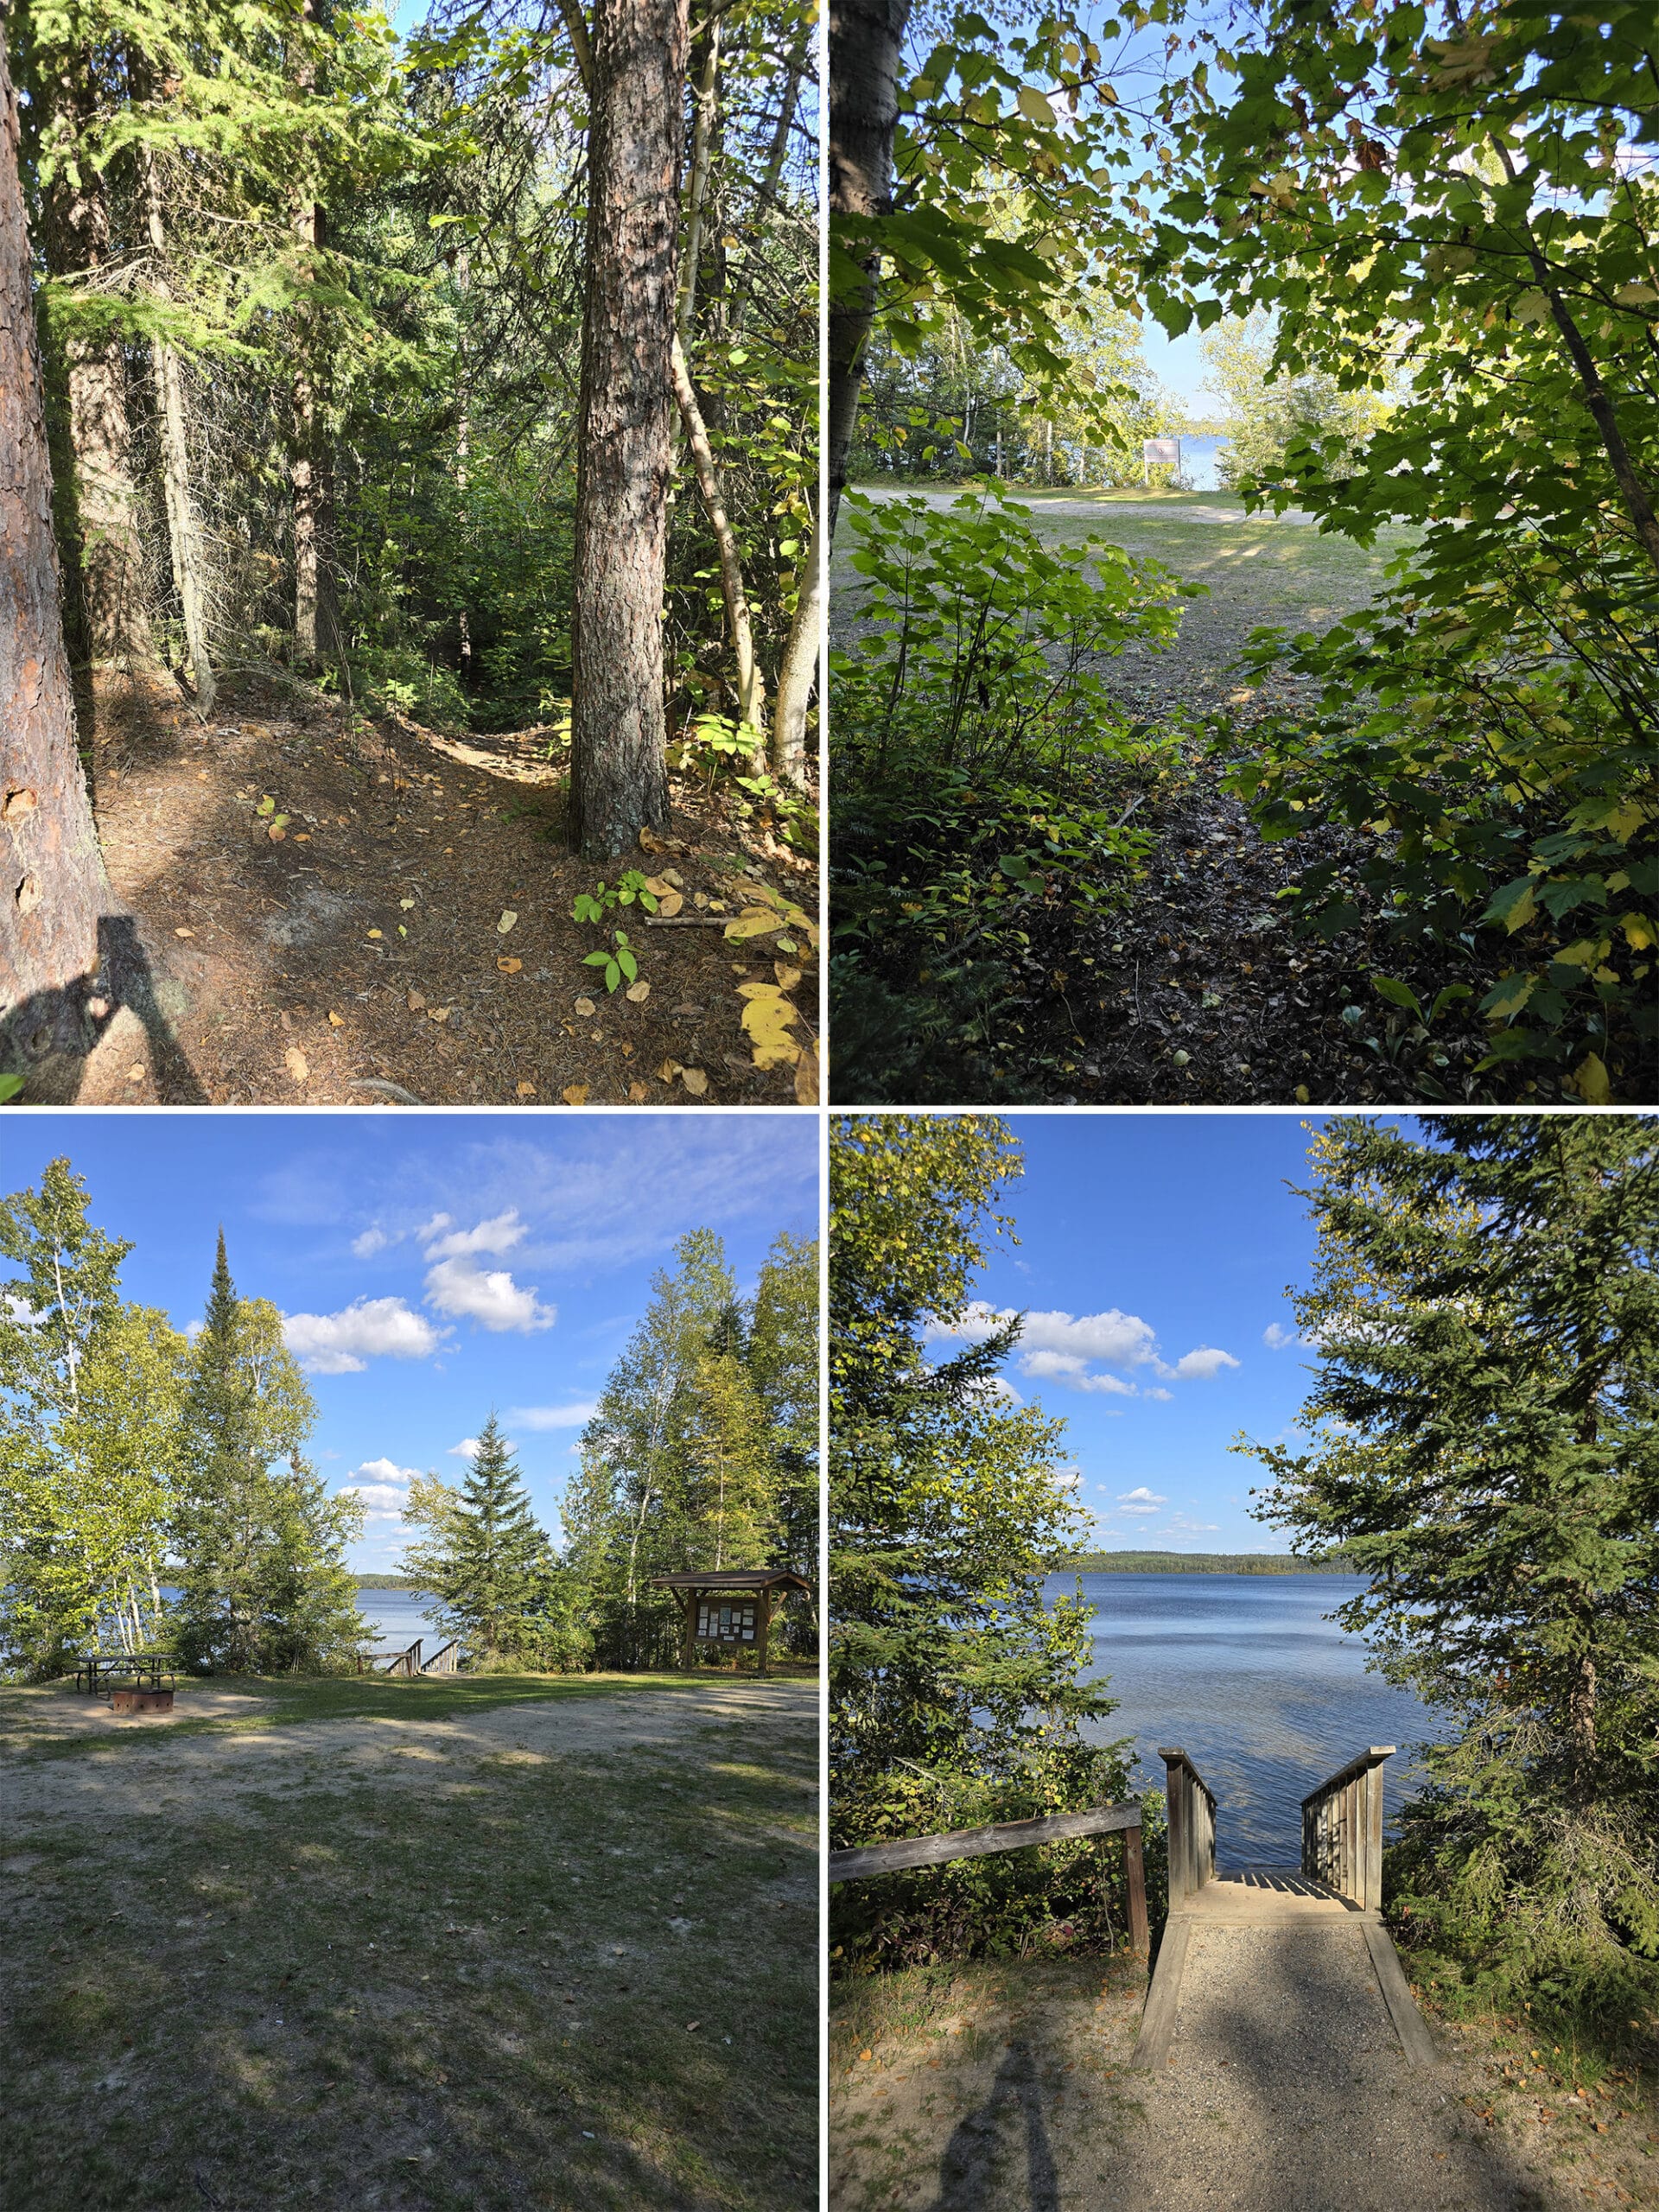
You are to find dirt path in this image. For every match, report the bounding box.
[1121,1921,1548,2211]
[26,669,817,1106]
[830,1953,1648,2212]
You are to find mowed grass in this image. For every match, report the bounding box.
[832,484,1421,712]
[0,1674,817,2212]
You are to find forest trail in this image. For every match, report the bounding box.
[59,671,817,1107]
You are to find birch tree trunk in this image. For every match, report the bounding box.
[40,58,152,666]
[771,509,820,786]
[290,0,336,667]
[827,0,912,537]
[671,332,764,753]
[0,21,111,1077]
[569,0,689,860]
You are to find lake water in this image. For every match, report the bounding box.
[155,1586,442,1653]
[1053,1573,1440,1866]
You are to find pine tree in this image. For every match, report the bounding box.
[401,1414,563,1666]
[171,1231,363,1674]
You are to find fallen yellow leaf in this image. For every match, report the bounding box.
[793,1039,820,1106]
[400,898,416,911]
[561,1084,589,1105]
[284,1047,309,1085]
[407,990,426,1012]
[367,928,383,940]
[680,1068,709,1096]
[724,909,784,940]
[268,825,286,842]
[625,980,650,1003]
[658,890,684,917]
[774,963,802,990]
[627,1081,648,1103]
[517,1081,537,1098]
[497,910,518,934]
[498,957,523,974]
[657,1058,681,1084]
[327,1010,344,1028]
[575,997,596,1016]
[175,926,194,938]
[126,1064,144,1083]
[429,1007,451,1024]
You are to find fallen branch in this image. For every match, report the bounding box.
[644,913,736,927]
[347,1077,423,1105]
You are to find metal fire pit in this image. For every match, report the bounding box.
[110,1687,175,1715]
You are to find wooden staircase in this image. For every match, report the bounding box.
[1133,1744,1437,2072]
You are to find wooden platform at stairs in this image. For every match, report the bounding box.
[1134,1866,1439,2072]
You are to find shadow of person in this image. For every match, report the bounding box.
[927,2036,1060,2212]
[3,914,208,1103]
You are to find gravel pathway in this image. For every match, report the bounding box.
[1114,1923,1562,2210]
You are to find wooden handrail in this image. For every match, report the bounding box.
[830,1800,1148,1955]
[1160,1747,1217,1909]
[421,1640,461,1675]
[1301,1745,1393,1911]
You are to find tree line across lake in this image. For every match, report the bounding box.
[1059,1548,1357,1575]
[0,1158,817,1678]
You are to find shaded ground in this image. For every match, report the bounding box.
[0,1673,817,2212]
[830,1949,1655,2212]
[27,667,817,1106]
[831,486,1572,1104]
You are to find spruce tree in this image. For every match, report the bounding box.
[403,1414,559,1665]
[1247,1115,1659,2012]
[172,1231,363,1674]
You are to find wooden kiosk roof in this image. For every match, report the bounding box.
[651,1568,812,1593]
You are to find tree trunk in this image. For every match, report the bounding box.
[771,508,820,785]
[290,0,336,667]
[569,0,689,861]
[827,0,912,537]
[0,22,111,1076]
[141,131,214,715]
[671,332,764,753]
[39,57,151,667]
[676,18,719,346]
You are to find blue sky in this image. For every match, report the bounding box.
[6,1113,817,1572]
[928,1114,1408,1552]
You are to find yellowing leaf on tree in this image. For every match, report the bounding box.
[1567,1053,1611,1105]
[1553,938,1611,969]
[1613,281,1659,308]
[1620,912,1656,951]
[1484,972,1535,1021]
[1016,85,1056,126]
[1500,884,1537,934]
[1513,289,1553,325]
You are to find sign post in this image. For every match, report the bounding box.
[1142,435,1181,485]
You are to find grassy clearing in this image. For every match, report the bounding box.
[829,1958,1149,2212]
[0,1675,817,2212]
[832,483,1419,717]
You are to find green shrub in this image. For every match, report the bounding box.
[830,483,1198,1100]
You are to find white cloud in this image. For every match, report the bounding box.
[282,1297,446,1374]
[351,1226,391,1259]
[1142,1386,1173,1402]
[448,1438,480,1459]
[338,1458,420,1522]
[420,1208,528,1262]
[1166,1346,1241,1379]
[1263,1322,1314,1351]
[423,1255,555,1334]
[1020,1307,1160,1367]
[1118,1487,1166,1515]
[1076,1370,1137,1395]
[1055,1468,1084,1489]
[1164,1513,1222,1535]
[1119,1502,1161,1516]
[507,1402,597,1430]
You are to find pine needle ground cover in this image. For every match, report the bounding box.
[829,489,1597,1108]
[0,1674,817,2212]
[58,671,817,1108]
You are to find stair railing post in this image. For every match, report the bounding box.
[1122,1820,1148,1956]
[1160,1748,1190,1908]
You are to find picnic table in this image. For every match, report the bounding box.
[73,1651,180,1697]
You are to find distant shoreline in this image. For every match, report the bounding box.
[351,1575,426,1592]
[1055,1550,1357,1576]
